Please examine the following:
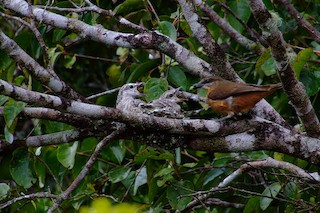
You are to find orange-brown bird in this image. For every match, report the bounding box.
[193,76,282,116]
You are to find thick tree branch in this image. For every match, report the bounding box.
[0,106,94,128]
[1,80,319,164]
[178,0,236,80]
[0,0,212,78]
[178,0,288,128]
[248,0,320,138]
[0,30,84,101]
[0,79,121,119]
[0,0,288,128]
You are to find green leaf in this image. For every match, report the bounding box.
[168,66,188,90]
[4,126,14,144]
[256,48,276,77]
[0,96,9,106]
[292,48,314,79]
[64,55,76,69]
[155,167,175,187]
[300,69,320,96]
[154,167,174,178]
[167,180,194,211]
[101,141,126,163]
[133,167,147,195]
[226,0,251,33]
[6,62,16,83]
[203,168,225,186]
[10,148,36,189]
[57,142,78,169]
[4,100,25,128]
[48,46,63,66]
[244,196,261,213]
[0,183,10,200]
[127,59,160,83]
[111,146,125,163]
[284,182,299,199]
[260,182,281,210]
[157,21,177,41]
[182,162,197,168]
[35,158,46,188]
[144,78,168,101]
[108,166,131,183]
[14,75,25,85]
[53,29,67,43]
[113,0,145,15]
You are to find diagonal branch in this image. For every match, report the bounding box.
[0,0,288,128]
[247,0,320,138]
[0,0,212,78]
[177,0,289,128]
[197,1,265,54]
[0,30,85,101]
[177,0,236,80]
[48,127,125,212]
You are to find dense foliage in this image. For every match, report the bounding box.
[0,0,320,212]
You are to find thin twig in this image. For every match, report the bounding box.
[0,192,58,209]
[48,127,125,212]
[86,87,120,100]
[277,0,320,43]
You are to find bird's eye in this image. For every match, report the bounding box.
[129,85,134,89]
[168,94,174,98]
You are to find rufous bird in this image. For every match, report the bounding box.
[193,76,282,116]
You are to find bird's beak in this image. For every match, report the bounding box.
[137,82,145,97]
[137,82,144,90]
[190,82,203,90]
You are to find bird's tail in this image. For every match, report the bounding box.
[269,83,282,92]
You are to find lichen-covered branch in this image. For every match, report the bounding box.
[178,0,288,127]
[1,80,319,164]
[0,30,84,101]
[178,0,236,80]
[0,106,94,128]
[0,0,212,78]
[248,0,320,138]
[197,1,265,54]
[0,79,121,119]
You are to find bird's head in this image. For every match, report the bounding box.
[192,76,224,89]
[159,89,186,102]
[118,82,144,99]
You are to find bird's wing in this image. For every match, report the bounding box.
[207,82,269,100]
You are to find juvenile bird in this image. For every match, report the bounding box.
[193,76,282,116]
[140,89,184,118]
[116,82,145,114]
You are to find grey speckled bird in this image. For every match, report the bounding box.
[141,89,184,118]
[116,82,145,114]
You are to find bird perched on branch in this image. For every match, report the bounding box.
[193,76,282,116]
[116,82,145,114]
[140,89,184,118]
